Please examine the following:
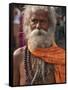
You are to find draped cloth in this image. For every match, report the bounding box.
[28,44,65,83]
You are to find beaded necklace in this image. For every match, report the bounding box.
[24,47,33,85]
[24,47,56,85]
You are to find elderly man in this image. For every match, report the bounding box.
[13,5,65,86]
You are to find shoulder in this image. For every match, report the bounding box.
[13,46,26,57]
[13,46,26,64]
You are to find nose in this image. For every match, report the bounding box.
[36,22,41,29]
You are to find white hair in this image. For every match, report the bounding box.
[22,5,57,44]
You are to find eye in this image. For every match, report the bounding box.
[31,19,38,23]
[41,19,48,24]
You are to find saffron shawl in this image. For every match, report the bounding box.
[29,44,65,83]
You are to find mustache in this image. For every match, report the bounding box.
[29,29,47,38]
[28,29,52,51]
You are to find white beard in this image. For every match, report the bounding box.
[26,28,55,84]
[28,29,53,51]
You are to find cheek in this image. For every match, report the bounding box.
[42,23,49,30]
[30,23,49,30]
[30,23,36,30]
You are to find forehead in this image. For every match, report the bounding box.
[30,9,48,19]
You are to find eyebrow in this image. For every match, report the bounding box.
[31,18,48,23]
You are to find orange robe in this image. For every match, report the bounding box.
[29,45,65,83]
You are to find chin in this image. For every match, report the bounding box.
[28,28,53,51]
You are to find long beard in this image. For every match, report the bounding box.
[28,29,53,52]
[27,29,53,84]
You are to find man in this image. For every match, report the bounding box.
[13,5,65,86]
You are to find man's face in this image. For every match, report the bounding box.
[27,9,53,50]
[29,10,49,31]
